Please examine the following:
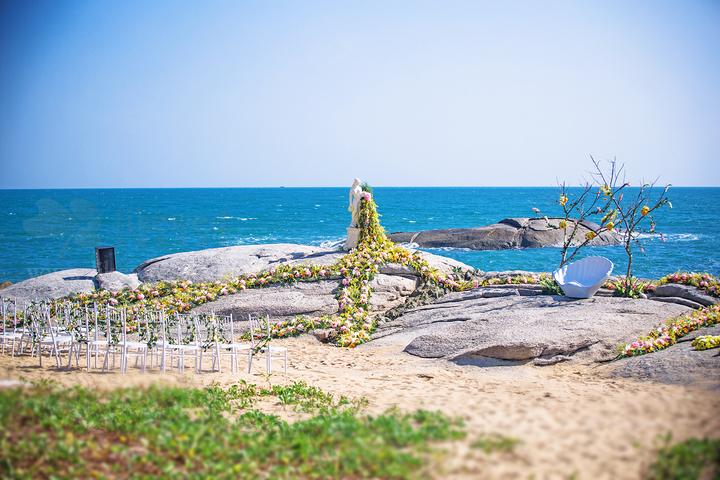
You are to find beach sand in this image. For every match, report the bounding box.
[1,335,718,480]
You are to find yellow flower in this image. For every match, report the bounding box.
[585,231,597,241]
[641,205,650,216]
[606,221,614,231]
[558,219,567,229]
[559,195,568,206]
[600,184,611,196]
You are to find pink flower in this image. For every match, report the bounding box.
[342,278,350,286]
[136,293,145,300]
[361,192,372,201]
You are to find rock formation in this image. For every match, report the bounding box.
[389,217,622,250]
[372,292,690,364]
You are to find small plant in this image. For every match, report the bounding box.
[471,434,520,454]
[539,277,563,295]
[647,436,720,480]
[607,276,651,299]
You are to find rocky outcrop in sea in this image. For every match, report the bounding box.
[389,217,622,250]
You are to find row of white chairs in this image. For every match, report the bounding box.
[0,298,288,374]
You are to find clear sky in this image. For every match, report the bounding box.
[1,0,718,188]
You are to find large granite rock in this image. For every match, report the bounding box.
[134,243,474,283]
[94,272,141,292]
[372,293,690,364]
[609,325,720,388]
[192,280,340,321]
[134,244,342,283]
[0,268,97,303]
[192,273,420,321]
[388,217,621,250]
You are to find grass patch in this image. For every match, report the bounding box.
[471,434,520,454]
[648,437,720,480]
[0,381,464,479]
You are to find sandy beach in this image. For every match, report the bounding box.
[2,333,717,480]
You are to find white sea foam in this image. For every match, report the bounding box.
[635,232,700,242]
[319,238,345,249]
[167,217,176,221]
[216,216,257,221]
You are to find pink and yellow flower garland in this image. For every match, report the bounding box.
[621,305,720,357]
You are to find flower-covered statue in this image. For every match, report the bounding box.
[345,178,364,250]
[348,178,363,228]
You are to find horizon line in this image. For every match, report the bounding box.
[1,185,719,190]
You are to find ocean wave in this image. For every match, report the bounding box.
[319,238,345,249]
[167,217,176,221]
[425,246,474,252]
[216,216,258,221]
[635,232,700,242]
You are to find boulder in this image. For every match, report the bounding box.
[369,274,418,312]
[192,281,340,322]
[0,268,97,304]
[649,296,705,310]
[609,325,720,388]
[134,243,474,284]
[388,217,621,250]
[94,272,141,292]
[134,244,342,283]
[371,293,690,364]
[652,284,718,307]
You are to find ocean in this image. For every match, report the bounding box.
[0,187,718,283]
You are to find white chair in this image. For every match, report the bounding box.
[553,256,614,299]
[248,314,287,374]
[158,313,202,373]
[209,313,253,374]
[34,304,74,368]
[0,298,28,356]
[118,310,150,374]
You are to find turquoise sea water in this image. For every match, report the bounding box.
[0,187,718,282]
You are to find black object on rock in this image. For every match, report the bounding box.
[95,247,116,273]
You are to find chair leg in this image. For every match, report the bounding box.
[102,349,110,372]
[247,351,253,373]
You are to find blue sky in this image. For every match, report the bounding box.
[1,0,718,188]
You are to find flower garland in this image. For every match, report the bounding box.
[659,272,720,298]
[620,305,720,357]
[691,335,720,351]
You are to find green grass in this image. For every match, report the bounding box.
[471,434,520,454]
[648,437,720,480]
[0,380,464,479]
